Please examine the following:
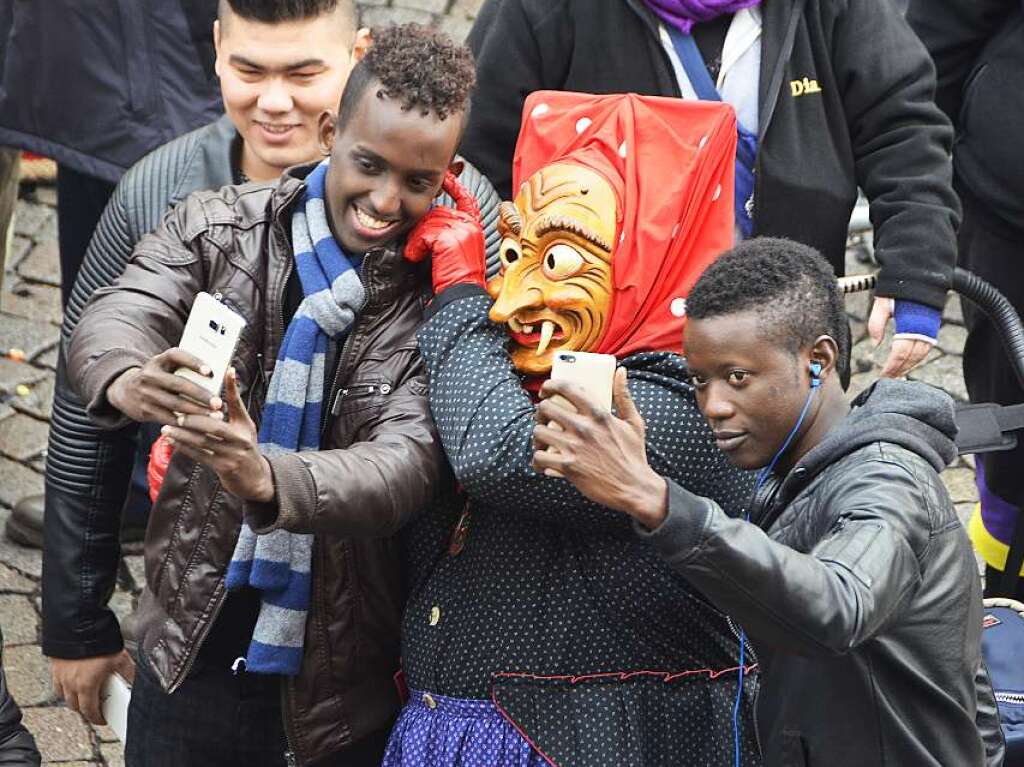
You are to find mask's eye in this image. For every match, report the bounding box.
[499,237,522,272]
[542,244,585,280]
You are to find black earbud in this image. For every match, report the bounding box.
[809,361,822,388]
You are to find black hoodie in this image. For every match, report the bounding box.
[637,380,1004,766]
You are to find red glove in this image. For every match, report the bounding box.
[404,170,486,294]
[147,434,173,503]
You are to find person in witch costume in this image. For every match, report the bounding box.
[384,92,760,766]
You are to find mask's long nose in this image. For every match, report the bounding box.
[489,281,543,324]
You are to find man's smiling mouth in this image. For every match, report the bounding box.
[354,207,396,231]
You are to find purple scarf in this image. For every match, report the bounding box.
[643,0,760,33]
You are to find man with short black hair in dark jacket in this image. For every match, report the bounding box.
[462,0,960,380]
[533,238,1005,766]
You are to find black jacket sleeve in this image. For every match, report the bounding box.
[639,459,929,656]
[0,633,41,767]
[906,0,1019,125]
[460,0,571,200]
[832,0,960,309]
[42,180,140,659]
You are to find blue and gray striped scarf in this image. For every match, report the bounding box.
[225,160,365,675]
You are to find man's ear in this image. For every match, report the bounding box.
[810,335,840,382]
[213,19,223,78]
[448,157,465,178]
[352,27,372,64]
[318,111,337,157]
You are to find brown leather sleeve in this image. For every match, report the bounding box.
[250,372,443,539]
[67,200,207,429]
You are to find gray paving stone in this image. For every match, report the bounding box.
[943,294,964,325]
[15,241,61,289]
[34,344,58,371]
[0,508,44,577]
[357,0,390,9]
[12,200,53,240]
[361,5,435,27]
[100,742,125,767]
[937,322,968,356]
[91,722,120,744]
[0,563,36,593]
[942,467,978,505]
[0,356,47,394]
[0,313,59,360]
[955,502,976,530]
[845,371,876,402]
[22,706,95,762]
[0,594,39,645]
[123,556,146,594]
[439,13,473,42]
[32,185,58,208]
[394,0,448,13]
[52,762,99,767]
[1,281,63,326]
[0,413,50,462]
[844,290,871,324]
[108,589,135,632]
[5,645,54,705]
[4,236,32,271]
[451,0,484,19]
[11,374,54,420]
[907,353,969,401]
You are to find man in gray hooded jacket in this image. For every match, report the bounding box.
[532,238,1004,766]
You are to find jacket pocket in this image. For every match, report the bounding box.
[330,377,394,416]
[781,730,808,767]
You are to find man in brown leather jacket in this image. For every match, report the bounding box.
[66,25,477,767]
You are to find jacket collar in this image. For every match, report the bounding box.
[171,115,237,207]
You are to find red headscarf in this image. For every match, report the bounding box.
[512,91,737,357]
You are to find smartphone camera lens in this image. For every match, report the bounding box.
[560,354,576,363]
[208,320,220,332]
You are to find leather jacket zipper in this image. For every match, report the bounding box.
[282,678,299,766]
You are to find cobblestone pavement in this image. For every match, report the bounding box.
[0,4,981,760]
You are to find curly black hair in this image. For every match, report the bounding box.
[220,0,355,28]
[687,237,852,388]
[337,23,476,128]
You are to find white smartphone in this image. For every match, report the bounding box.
[99,672,132,743]
[549,351,617,411]
[175,292,247,396]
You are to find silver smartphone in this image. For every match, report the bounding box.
[174,292,247,396]
[549,351,617,411]
[99,672,132,743]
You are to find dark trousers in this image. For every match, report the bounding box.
[958,189,1024,599]
[126,657,390,767]
[56,164,115,308]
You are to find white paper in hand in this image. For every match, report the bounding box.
[100,672,132,743]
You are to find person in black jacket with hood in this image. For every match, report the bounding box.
[534,238,1005,766]
[462,0,960,381]
[908,0,1024,602]
[0,628,40,767]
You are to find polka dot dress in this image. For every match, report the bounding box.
[388,294,761,766]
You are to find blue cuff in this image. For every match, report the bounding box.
[893,300,940,342]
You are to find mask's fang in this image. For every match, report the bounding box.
[536,320,556,356]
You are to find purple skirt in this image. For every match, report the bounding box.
[381,690,550,767]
